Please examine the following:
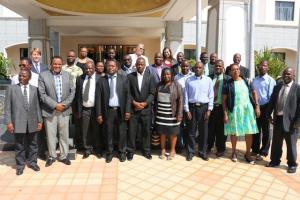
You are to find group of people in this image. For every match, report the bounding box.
[4,44,299,176]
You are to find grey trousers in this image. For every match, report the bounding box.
[44,112,70,160]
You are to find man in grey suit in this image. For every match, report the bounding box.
[5,69,43,175]
[38,56,75,167]
[266,67,300,173]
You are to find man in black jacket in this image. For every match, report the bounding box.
[266,67,300,173]
[127,57,156,160]
[95,60,131,163]
[207,59,230,157]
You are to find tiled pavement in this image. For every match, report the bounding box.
[0,142,300,200]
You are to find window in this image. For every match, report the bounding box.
[184,49,196,60]
[273,52,286,62]
[275,1,294,21]
[19,48,28,58]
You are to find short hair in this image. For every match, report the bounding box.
[68,49,76,54]
[106,60,117,66]
[136,57,145,64]
[50,56,63,64]
[30,48,42,55]
[229,63,239,71]
[20,57,31,64]
[80,46,88,50]
[215,59,224,65]
[86,60,95,68]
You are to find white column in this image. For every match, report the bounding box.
[165,19,183,56]
[248,0,256,80]
[196,0,202,61]
[28,18,50,65]
[296,8,300,84]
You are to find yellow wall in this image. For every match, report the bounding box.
[60,36,161,64]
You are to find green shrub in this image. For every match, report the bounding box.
[0,53,11,79]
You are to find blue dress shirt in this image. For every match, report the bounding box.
[184,75,214,112]
[252,74,276,105]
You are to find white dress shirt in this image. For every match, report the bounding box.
[82,73,96,107]
[129,54,149,68]
[20,84,29,103]
[137,69,145,92]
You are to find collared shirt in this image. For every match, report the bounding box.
[174,71,194,95]
[184,75,214,112]
[277,81,293,115]
[204,63,210,76]
[129,54,149,68]
[137,69,145,92]
[108,74,119,107]
[82,73,96,107]
[252,74,276,106]
[52,71,63,103]
[155,65,163,80]
[20,83,29,103]
[11,72,39,87]
[122,65,135,75]
[212,73,224,105]
[207,63,214,76]
[62,64,83,86]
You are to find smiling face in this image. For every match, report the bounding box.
[258,61,268,76]
[85,62,95,77]
[18,70,31,85]
[51,57,63,74]
[154,53,163,66]
[282,68,294,84]
[214,60,224,75]
[180,60,190,75]
[233,54,241,65]
[230,64,240,80]
[161,69,172,84]
[194,62,204,77]
[31,51,41,63]
[79,47,88,58]
[200,53,209,65]
[107,61,118,75]
[67,51,76,65]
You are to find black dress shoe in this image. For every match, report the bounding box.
[95,153,102,159]
[287,166,297,173]
[143,153,152,160]
[216,151,225,157]
[82,152,90,159]
[119,153,126,162]
[45,158,56,167]
[28,164,40,171]
[16,169,24,176]
[266,162,279,168]
[186,154,193,161]
[106,154,113,163]
[59,158,71,165]
[199,154,209,161]
[127,153,134,161]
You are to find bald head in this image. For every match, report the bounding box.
[282,67,295,84]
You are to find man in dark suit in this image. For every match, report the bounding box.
[39,56,75,167]
[5,69,43,175]
[75,61,102,159]
[266,67,300,173]
[207,59,230,157]
[30,48,48,74]
[171,52,184,76]
[225,53,249,79]
[148,52,166,85]
[127,57,156,161]
[95,60,131,163]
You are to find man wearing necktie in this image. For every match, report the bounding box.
[266,67,300,173]
[95,60,131,163]
[30,48,49,74]
[207,60,230,157]
[5,69,43,175]
[75,61,102,159]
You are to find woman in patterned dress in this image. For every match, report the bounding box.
[222,64,260,164]
[154,68,183,160]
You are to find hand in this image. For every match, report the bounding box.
[186,112,192,120]
[176,116,182,123]
[255,106,261,118]
[37,123,43,131]
[268,117,273,124]
[125,112,131,121]
[204,110,211,121]
[223,112,228,124]
[7,123,14,134]
[97,115,103,124]
[55,103,65,112]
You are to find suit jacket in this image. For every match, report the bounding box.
[31,63,48,74]
[127,68,156,114]
[38,70,75,117]
[75,73,100,116]
[5,84,42,133]
[208,73,231,105]
[148,64,166,86]
[95,74,131,120]
[268,82,300,132]
[225,65,249,79]
[171,63,180,76]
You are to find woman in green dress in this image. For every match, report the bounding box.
[222,64,260,164]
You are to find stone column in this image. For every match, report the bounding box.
[196,0,202,61]
[296,8,300,84]
[28,18,50,65]
[165,18,184,56]
[207,0,249,67]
